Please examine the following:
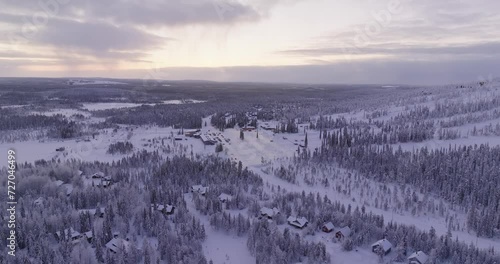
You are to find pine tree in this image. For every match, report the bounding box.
[95,237,104,263]
[144,241,152,264]
[215,144,223,153]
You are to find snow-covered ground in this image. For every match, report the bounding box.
[67,79,127,85]
[81,100,207,111]
[184,193,255,264]
[4,82,500,263]
[2,110,499,260]
[81,102,154,111]
[162,99,207,104]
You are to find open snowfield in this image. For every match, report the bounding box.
[184,193,255,264]
[162,99,207,104]
[67,79,127,85]
[81,102,154,111]
[0,125,207,168]
[81,100,208,111]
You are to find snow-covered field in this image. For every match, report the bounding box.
[184,193,255,264]
[81,102,153,111]
[67,79,127,85]
[81,99,207,111]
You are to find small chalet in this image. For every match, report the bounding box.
[95,207,105,218]
[100,180,111,188]
[105,238,132,254]
[260,207,280,219]
[151,204,175,215]
[54,180,64,187]
[185,130,201,137]
[62,184,73,196]
[241,126,256,132]
[152,203,164,211]
[335,226,352,240]
[321,222,335,233]
[218,193,232,203]
[91,172,105,179]
[33,197,44,206]
[100,176,112,188]
[287,216,308,229]
[165,204,175,215]
[372,239,393,255]
[79,207,105,218]
[408,251,429,264]
[90,176,112,188]
[260,124,275,131]
[84,231,93,243]
[55,228,82,243]
[191,185,208,195]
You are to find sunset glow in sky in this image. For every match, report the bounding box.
[1,0,499,84]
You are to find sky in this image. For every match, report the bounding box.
[0,0,499,85]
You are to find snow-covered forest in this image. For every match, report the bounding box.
[1,78,500,264]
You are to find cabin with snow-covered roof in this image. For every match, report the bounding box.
[79,207,105,218]
[408,251,429,264]
[321,222,335,233]
[372,239,392,255]
[151,203,175,215]
[105,238,132,254]
[84,231,93,243]
[335,226,351,240]
[54,180,64,187]
[165,204,175,215]
[241,126,256,132]
[218,193,232,203]
[90,177,112,188]
[55,228,83,243]
[191,185,208,195]
[287,216,308,229]
[61,184,73,196]
[33,197,44,206]
[91,172,105,179]
[260,207,280,219]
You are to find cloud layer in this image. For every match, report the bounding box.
[0,0,499,84]
[1,0,258,60]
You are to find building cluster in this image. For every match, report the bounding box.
[321,222,351,241]
[90,172,113,188]
[191,185,209,195]
[318,221,428,262]
[196,131,230,145]
[151,203,176,215]
[259,207,280,219]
